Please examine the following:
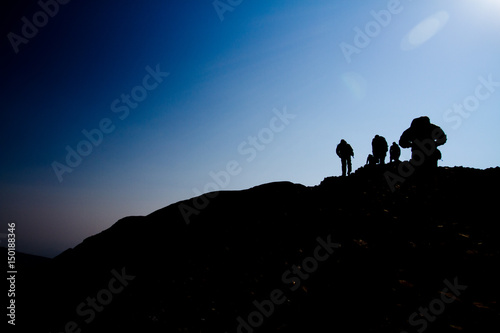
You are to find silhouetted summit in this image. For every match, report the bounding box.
[18,167,500,333]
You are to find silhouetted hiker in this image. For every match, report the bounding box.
[336,139,354,176]
[365,154,376,166]
[399,116,447,168]
[371,135,388,165]
[389,142,401,163]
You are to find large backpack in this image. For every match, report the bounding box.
[347,144,353,157]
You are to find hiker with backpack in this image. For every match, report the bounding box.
[371,135,388,165]
[336,139,354,176]
[399,116,447,168]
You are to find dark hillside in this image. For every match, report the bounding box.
[17,166,500,332]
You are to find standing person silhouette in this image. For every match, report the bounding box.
[371,135,388,165]
[336,139,354,176]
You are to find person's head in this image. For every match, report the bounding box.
[341,139,346,144]
[411,116,431,129]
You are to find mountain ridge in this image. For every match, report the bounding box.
[18,166,500,332]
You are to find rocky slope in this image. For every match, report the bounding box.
[17,166,500,332]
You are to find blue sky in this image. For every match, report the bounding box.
[1,0,499,257]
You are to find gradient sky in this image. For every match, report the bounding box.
[1,0,499,257]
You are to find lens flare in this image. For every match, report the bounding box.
[401,11,450,51]
[341,72,367,100]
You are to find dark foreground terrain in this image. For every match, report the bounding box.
[17,166,500,332]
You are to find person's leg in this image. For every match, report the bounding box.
[341,159,347,176]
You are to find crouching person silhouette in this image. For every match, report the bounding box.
[389,142,401,163]
[366,154,376,166]
[399,116,447,169]
[336,139,354,176]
